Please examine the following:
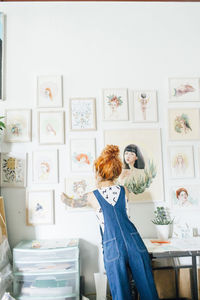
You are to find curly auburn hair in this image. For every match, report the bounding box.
[176,187,188,198]
[94,145,122,181]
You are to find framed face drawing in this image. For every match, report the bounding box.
[170,185,200,210]
[0,13,4,101]
[133,90,158,122]
[26,190,54,226]
[169,78,200,102]
[0,152,27,188]
[168,108,200,140]
[70,98,96,131]
[104,129,164,202]
[103,88,129,121]
[38,111,65,144]
[169,146,194,179]
[5,109,32,142]
[37,75,62,108]
[70,139,96,172]
[33,150,58,184]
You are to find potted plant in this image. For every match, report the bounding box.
[152,206,173,240]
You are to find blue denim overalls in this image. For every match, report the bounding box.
[93,186,159,300]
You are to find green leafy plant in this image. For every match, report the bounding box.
[0,116,6,131]
[152,206,173,225]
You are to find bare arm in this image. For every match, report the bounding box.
[124,186,130,202]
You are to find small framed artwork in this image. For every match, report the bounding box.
[0,152,27,188]
[103,88,129,121]
[170,185,200,210]
[70,139,96,172]
[169,146,195,179]
[5,109,32,142]
[70,98,96,131]
[38,111,65,144]
[168,108,200,140]
[37,75,62,108]
[169,78,200,102]
[32,150,58,184]
[0,13,4,101]
[133,90,158,122]
[26,190,54,226]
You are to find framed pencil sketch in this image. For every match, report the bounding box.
[169,78,200,102]
[37,75,62,108]
[70,139,96,172]
[26,190,54,226]
[103,88,129,121]
[38,111,65,144]
[0,152,27,187]
[0,13,4,101]
[168,108,200,140]
[5,109,32,142]
[170,185,200,210]
[33,150,58,184]
[169,146,194,179]
[133,90,158,122]
[70,98,96,131]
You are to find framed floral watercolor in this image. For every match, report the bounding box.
[168,108,200,140]
[70,98,96,131]
[32,150,58,184]
[170,185,200,210]
[103,88,129,121]
[169,146,194,179]
[37,75,63,108]
[5,109,32,142]
[133,90,158,122]
[70,139,96,172]
[26,190,54,226]
[0,13,4,101]
[38,111,65,144]
[169,78,200,102]
[0,152,27,187]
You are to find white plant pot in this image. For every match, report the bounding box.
[155,224,170,240]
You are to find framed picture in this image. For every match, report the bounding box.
[5,109,32,142]
[70,139,96,172]
[26,190,54,226]
[169,78,200,102]
[38,111,65,144]
[70,98,96,131]
[103,88,129,121]
[168,108,200,140]
[170,185,200,210]
[0,13,4,101]
[133,90,158,122]
[33,150,58,184]
[37,75,62,108]
[0,152,27,188]
[169,146,195,179]
[104,129,164,202]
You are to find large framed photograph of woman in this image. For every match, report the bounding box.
[0,13,4,101]
[104,129,164,202]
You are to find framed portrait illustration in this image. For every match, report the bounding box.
[103,88,129,121]
[26,190,54,226]
[170,185,200,210]
[133,90,158,122]
[5,109,32,142]
[70,139,96,172]
[169,78,200,102]
[38,111,65,144]
[169,146,194,179]
[0,13,4,101]
[168,108,200,140]
[0,152,27,188]
[37,75,63,108]
[32,150,58,184]
[104,129,164,202]
[70,98,96,131]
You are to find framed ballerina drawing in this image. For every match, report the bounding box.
[133,90,158,122]
[169,78,200,102]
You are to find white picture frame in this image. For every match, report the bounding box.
[133,90,158,122]
[170,185,200,210]
[169,78,200,102]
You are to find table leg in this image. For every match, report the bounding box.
[191,255,198,300]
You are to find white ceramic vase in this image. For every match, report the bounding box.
[155,224,170,240]
[94,273,107,300]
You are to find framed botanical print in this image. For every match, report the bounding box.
[169,146,195,179]
[26,190,54,226]
[70,139,96,172]
[0,152,27,188]
[70,98,96,131]
[0,13,4,101]
[133,90,158,122]
[170,185,200,210]
[38,111,65,144]
[37,75,63,108]
[169,78,200,102]
[5,109,32,142]
[168,108,200,140]
[103,88,129,121]
[33,150,59,184]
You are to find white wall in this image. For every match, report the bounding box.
[1,2,200,294]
